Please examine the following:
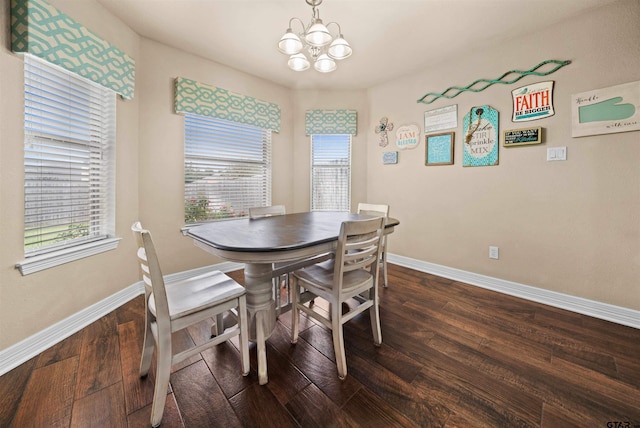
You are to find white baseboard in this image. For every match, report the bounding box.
[0,261,243,377]
[388,254,640,330]
[2,257,637,377]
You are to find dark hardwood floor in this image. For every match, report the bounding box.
[1,264,639,427]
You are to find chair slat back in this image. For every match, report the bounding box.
[132,222,170,321]
[356,203,389,218]
[249,205,286,219]
[334,217,384,292]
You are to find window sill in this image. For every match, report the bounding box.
[16,237,122,276]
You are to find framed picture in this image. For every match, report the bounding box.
[424,104,457,133]
[503,127,542,147]
[383,151,398,164]
[425,132,454,165]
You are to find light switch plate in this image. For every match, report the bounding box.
[547,147,567,161]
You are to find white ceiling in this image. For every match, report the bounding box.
[95,0,615,90]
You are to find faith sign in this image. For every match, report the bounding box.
[512,81,555,122]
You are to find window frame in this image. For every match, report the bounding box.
[16,55,119,275]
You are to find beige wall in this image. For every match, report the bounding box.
[1,0,638,352]
[366,0,640,310]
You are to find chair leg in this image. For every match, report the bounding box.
[290,277,300,344]
[283,274,290,308]
[150,341,171,427]
[331,303,347,380]
[237,295,250,376]
[273,275,281,319]
[370,298,382,347]
[211,313,225,338]
[139,309,155,377]
[381,249,388,288]
[256,310,268,385]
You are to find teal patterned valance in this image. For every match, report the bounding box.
[11,0,135,100]
[175,77,281,132]
[305,110,357,135]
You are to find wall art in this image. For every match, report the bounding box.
[503,127,542,147]
[383,151,398,164]
[395,123,420,150]
[463,105,499,167]
[425,132,454,165]
[424,104,457,133]
[417,60,571,104]
[375,117,394,147]
[512,81,555,122]
[571,80,640,137]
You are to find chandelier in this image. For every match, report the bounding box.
[277,0,352,73]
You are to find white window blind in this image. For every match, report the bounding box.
[23,55,115,256]
[311,134,351,211]
[184,114,272,222]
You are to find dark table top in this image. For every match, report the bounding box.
[187,211,399,253]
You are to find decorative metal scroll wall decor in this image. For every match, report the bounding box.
[417,60,571,105]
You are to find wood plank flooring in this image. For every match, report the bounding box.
[1,264,639,427]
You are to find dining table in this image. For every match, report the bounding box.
[186,210,399,385]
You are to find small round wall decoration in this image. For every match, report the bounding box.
[375,117,394,147]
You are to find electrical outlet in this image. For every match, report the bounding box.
[489,246,499,259]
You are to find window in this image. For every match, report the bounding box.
[184,114,272,223]
[310,134,351,211]
[21,55,116,270]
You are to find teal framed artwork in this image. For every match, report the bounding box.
[425,132,454,165]
[463,105,499,167]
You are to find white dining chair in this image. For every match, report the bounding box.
[290,217,384,380]
[357,202,390,287]
[132,222,250,427]
[249,205,286,218]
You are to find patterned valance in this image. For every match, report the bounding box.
[305,110,357,135]
[174,77,281,132]
[11,0,135,100]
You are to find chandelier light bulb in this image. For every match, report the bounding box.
[278,29,303,55]
[288,53,310,71]
[314,54,336,73]
[305,19,332,47]
[327,36,352,60]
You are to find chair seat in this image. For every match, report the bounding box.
[293,260,374,295]
[149,270,245,320]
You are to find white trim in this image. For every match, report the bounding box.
[388,254,640,330]
[16,237,122,275]
[0,262,243,376]
[4,256,636,377]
